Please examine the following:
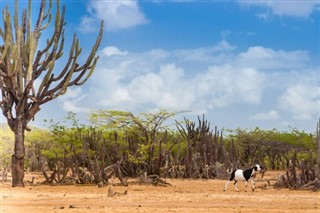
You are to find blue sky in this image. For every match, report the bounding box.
[1,0,320,133]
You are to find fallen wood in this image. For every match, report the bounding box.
[104,160,128,186]
[300,178,320,191]
[301,178,319,187]
[107,185,128,197]
[139,174,172,187]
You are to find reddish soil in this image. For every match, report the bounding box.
[1,171,319,213]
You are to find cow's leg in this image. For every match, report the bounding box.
[234,180,239,192]
[251,178,255,191]
[224,180,230,191]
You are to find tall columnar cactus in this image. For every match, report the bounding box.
[0,0,104,187]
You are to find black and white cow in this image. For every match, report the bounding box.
[224,164,262,192]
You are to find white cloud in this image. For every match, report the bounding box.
[279,84,320,120]
[250,110,279,120]
[40,41,318,132]
[255,12,272,21]
[80,0,148,33]
[93,62,194,111]
[59,87,84,101]
[173,40,236,63]
[79,16,97,33]
[195,65,265,108]
[58,88,90,113]
[86,44,316,120]
[237,46,309,70]
[62,101,90,113]
[86,44,267,114]
[101,46,128,57]
[240,0,320,18]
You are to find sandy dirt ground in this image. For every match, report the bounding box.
[1,171,319,213]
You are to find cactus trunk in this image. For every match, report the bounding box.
[11,115,26,187]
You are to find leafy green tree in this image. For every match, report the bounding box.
[227,127,269,166]
[0,124,14,170]
[226,127,315,169]
[90,109,178,174]
[25,128,52,171]
[41,113,117,185]
[41,113,85,170]
[0,0,103,186]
